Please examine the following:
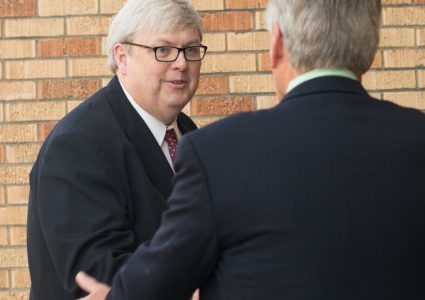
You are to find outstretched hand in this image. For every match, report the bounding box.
[75,272,111,300]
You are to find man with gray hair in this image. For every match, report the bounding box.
[27,0,206,299]
[77,0,425,299]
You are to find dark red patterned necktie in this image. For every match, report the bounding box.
[164,128,178,163]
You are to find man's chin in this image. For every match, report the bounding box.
[167,97,191,112]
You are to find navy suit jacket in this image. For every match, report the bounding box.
[27,76,197,299]
[110,76,425,299]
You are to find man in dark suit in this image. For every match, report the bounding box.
[26,0,207,299]
[77,0,425,299]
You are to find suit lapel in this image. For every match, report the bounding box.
[103,77,175,198]
[177,112,198,134]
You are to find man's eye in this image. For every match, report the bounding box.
[186,47,198,54]
[157,47,172,54]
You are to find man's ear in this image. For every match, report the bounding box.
[270,22,284,69]
[114,44,128,74]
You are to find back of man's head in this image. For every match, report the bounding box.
[266,0,381,76]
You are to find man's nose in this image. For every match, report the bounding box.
[172,50,188,69]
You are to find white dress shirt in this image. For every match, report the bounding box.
[119,79,181,171]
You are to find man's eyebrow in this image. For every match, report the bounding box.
[151,38,201,46]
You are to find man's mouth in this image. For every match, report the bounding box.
[164,80,188,88]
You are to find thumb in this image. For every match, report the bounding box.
[76,271,101,293]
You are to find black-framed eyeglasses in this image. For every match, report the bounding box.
[122,41,208,62]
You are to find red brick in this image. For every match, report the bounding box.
[38,79,101,100]
[197,76,228,95]
[38,122,57,141]
[258,51,271,71]
[39,38,101,57]
[226,0,268,9]
[371,51,382,69]
[202,12,254,31]
[192,96,255,116]
[382,0,413,4]
[0,0,35,17]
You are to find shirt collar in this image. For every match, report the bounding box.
[118,79,180,146]
[286,68,358,93]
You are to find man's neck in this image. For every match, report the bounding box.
[117,75,179,125]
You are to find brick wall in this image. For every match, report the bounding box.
[0,0,424,298]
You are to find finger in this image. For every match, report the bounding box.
[76,271,100,293]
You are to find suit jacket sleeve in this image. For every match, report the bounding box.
[106,135,220,300]
[35,129,136,297]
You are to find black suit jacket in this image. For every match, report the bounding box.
[27,76,197,299]
[107,76,425,300]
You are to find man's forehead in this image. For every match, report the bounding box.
[135,28,201,44]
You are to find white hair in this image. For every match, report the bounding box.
[107,0,202,73]
[265,0,381,75]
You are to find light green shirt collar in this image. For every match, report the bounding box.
[286,68,358,93]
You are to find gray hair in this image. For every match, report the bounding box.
[265,0,381,75]
[107,0,203,73]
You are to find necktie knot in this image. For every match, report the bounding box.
[164,128,178,163]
